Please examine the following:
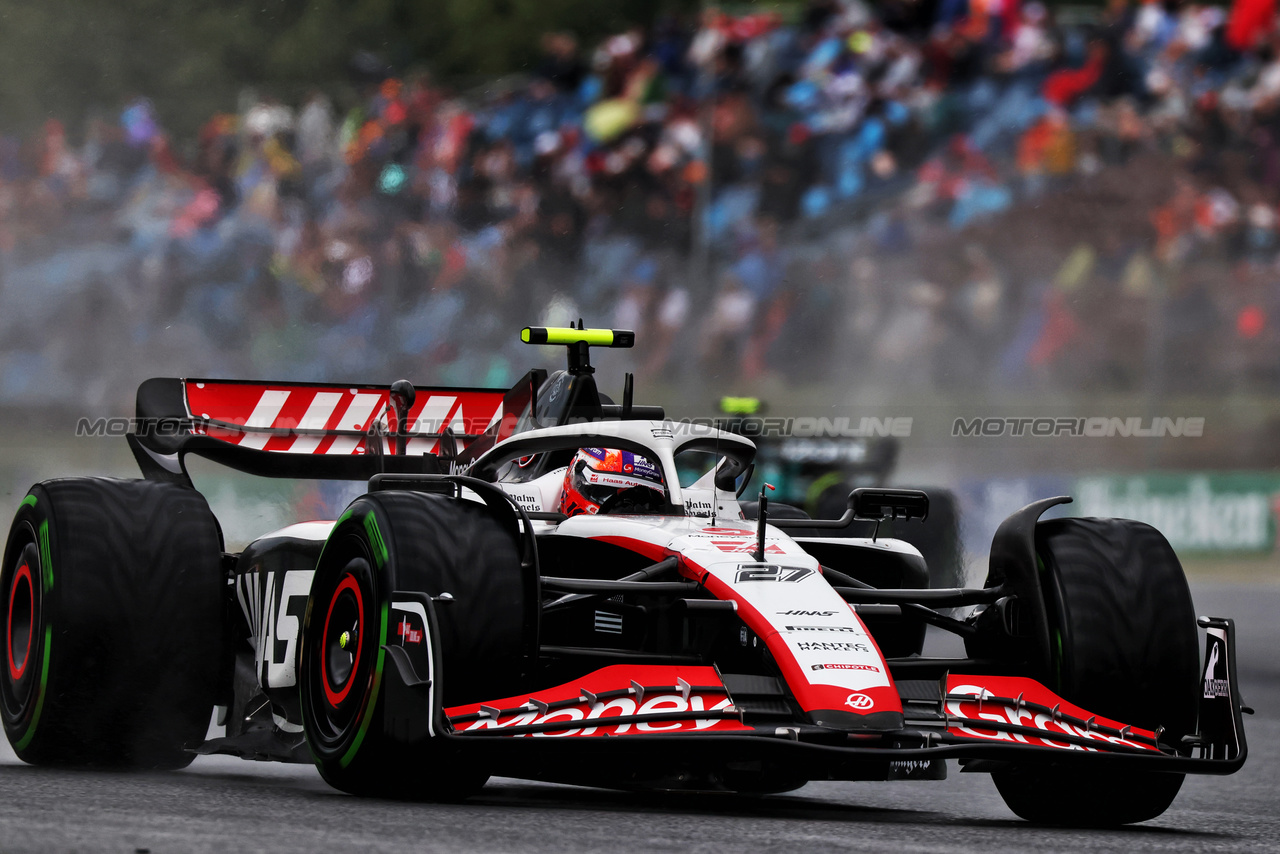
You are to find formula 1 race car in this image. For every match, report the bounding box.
[0,326,1249,826]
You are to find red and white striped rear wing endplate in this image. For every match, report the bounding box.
[181,379,504,455]
[131,377,507,480]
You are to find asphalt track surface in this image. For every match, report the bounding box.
[1,582,1277,853]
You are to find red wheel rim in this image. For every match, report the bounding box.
[6,563,33,682]
[320,574,363,707]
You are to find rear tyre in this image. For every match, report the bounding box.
[1,478,224,769]
[993,517,1199,826]
[299,491,527,799]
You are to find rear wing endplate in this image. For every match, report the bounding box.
[128,377,507,481]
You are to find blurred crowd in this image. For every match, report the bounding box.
[2,0,1280,410]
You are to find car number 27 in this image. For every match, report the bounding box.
[735,564,814,583]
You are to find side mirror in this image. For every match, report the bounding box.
[714,457,750,492]
[769,487,930,529]
[851,488,929,522]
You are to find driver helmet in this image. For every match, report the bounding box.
[559,447,666,517]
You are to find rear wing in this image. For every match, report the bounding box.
[129,377,507,481]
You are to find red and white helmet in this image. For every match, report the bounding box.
[559,447,666,517]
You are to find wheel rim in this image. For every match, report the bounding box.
[305,552,376,751]
[6,563,33,681]
[321,574,363,707]
[1,534,42,727]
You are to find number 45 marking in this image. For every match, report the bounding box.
[735,564,814,583]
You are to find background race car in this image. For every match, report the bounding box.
[712,395,964,588]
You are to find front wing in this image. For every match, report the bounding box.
[385,610,1248,785]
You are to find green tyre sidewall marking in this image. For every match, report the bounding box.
[340,509,389,769]
[339,601,387,769]
[38,520,53,594]
[305,505,390,774]
[362,514,388,569]
[12,627,51,752]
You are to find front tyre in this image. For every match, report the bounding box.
[993,767,1185,827]
[299,491,527,799]
[993,517,1199,826]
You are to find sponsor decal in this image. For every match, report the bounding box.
[685,500,714,517]
[734,565,814,583]
[397,618,422,644]
[845,693,875,710]
[1203,642,1230,699]
[508,492,541,512]
[812,663,880,672]
[944,677,1160,752]
[701,527,751,536]
[446,665,752,738]
[591,473,651,489]
[716,541,786,554]
[786,625,857,632]
[778,610,838,617]
[461,693,737,737]
[795,641,871,653]
[237,568,313,689]
[651,427,674,439]
[634,458,659,475]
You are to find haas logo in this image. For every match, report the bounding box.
[845,693,874,711]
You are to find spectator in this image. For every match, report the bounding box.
[6,0,1280,408]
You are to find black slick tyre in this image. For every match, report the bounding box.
[993,517,1199,826]
[1,478,224,769]
[299,490,527,799]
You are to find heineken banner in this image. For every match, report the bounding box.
[1074,474,1280,554]
[957,473,1280,558]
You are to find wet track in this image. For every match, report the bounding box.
[2,582,1277,853]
